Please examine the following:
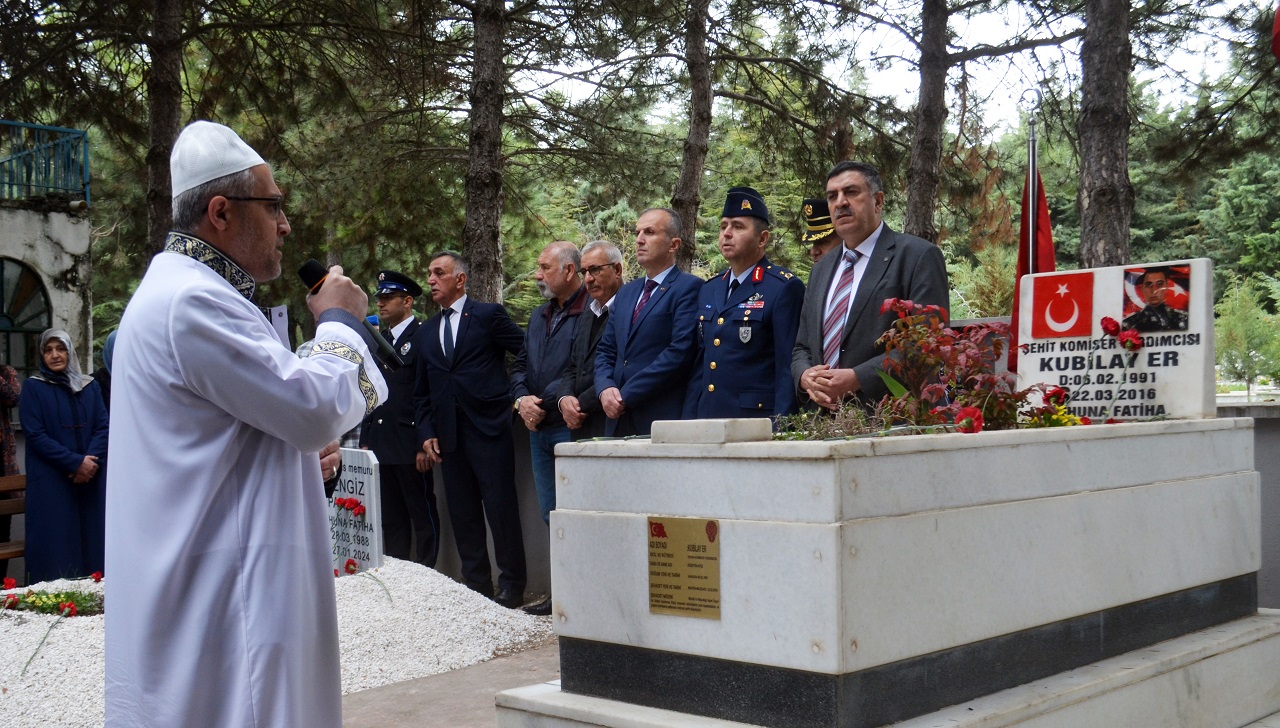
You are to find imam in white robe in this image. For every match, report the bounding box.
[104,233,386,728]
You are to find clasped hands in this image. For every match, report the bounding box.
[71,455,99,484]
[799,365,860,411]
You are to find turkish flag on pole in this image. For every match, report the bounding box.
[1008,171,1056,373]
[1272,1,1280,60]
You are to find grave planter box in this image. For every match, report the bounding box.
[546,418,1259,728]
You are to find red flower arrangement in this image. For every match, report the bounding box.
[876,298,1036,432]
[334,497,367,519]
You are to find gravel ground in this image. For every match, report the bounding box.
[0,558,553,727]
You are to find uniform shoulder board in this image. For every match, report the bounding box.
[765,265,795,280]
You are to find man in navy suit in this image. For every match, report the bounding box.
[685,187,804,419]
[594,208,701,436]
[415,251,528,608]
[361,270,439,566]
[791,161,949,409]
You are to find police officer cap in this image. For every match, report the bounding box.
[801,197,837,244]
[722,186,770,222]
[375,270,423,298]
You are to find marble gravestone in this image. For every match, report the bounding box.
[496,418,1280,728]
[330,447,383,573]
[1016,257,1214,420]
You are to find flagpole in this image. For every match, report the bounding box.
[1021,88,1042,276]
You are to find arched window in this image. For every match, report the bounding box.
[0,257,52,380]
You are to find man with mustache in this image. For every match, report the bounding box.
[791,161,949,410]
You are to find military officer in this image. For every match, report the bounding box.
[361,270,440,566]
[801,197,841,263]
[684,186,805,419]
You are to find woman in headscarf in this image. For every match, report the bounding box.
[20,329,109,582]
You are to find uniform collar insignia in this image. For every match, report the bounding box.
[164,231,256,301]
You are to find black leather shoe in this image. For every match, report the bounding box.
[522,595,552,616]
[492,588,525,609]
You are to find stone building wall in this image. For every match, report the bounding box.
[0,203,93,367]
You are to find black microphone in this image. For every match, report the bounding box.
[298,259,405,368]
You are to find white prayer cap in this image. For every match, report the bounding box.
[170,121,267,198]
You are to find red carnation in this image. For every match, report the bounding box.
[91,571,103,583]
[334,569,340,577]
[1080,417,1092,425]
[59,602,77,617]
[2,594,17,609]
[2,576,15,590]
[352,504,366,518]
[1100,316,1120,337]
[1046,386,1069,405]
[1105,418,1119,424]
[1117,329,1143,351]
[956,406,984,434]
[344,558,359,575]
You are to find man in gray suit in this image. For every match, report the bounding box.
[791,161,949,409]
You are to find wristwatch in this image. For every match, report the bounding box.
[513,395,524,411]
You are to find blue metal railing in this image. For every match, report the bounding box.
[0,120,91,205]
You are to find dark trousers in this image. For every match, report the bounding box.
[440,414,526,594]
[379,463,439,567]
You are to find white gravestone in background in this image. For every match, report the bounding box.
[330,447,383,573]
[1016,258,1214,420]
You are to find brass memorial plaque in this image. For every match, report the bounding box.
[648,516,721,619]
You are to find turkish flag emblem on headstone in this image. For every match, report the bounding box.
[1031,271,1094,338]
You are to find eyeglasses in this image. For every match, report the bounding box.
[583,263,619,277]
[224,195,284,218]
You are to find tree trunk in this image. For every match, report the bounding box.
[670,0,712,272]
[1078,0,1133,268]
[463,0,506,302]
[903,0,949,244]
[146,0,183,256]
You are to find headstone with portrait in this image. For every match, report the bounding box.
[1015,258,1214,420]
[330,447,384,573]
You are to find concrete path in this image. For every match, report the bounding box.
[342,639,559,728]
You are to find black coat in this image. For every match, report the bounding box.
[414,298,525,452]
[361,318,426,464]
[547,304,611,439]
[510,287,588,430]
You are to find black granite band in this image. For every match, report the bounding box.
[560,573,1257,728]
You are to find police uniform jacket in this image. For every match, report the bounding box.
[684,258,805,418]
[360,318,426,465]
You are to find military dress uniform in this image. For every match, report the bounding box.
[685,258,805,419]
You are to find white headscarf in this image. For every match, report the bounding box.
[32,329,95,393]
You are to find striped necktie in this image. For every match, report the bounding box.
[632,279,659,324]
[821,249,862,368]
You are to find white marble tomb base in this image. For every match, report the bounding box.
[496,610,1280,728]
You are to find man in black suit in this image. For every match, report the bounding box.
[792,161,950,409]
[594,208,702,436]
[552,240,625,441]
[361,270,439,566]
[415,251,528,608]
